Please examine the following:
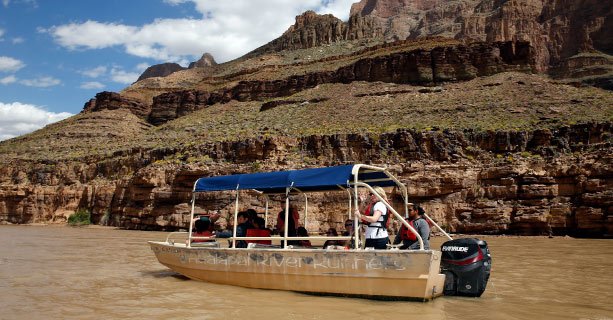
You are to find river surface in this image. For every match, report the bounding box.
[1,225,611,320]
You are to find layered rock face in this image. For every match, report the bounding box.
[148,90,230,126]
[1,123,611,237]
[136,53,217,82]
[82,91,151,118]
[257,0,610,75]
[86,41,533,125]
[136,63,186,82]
[251,11,383,54]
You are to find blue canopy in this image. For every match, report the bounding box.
[194,164,397,193]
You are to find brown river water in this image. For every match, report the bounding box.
[1,225,612,320]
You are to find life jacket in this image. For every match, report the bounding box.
[366,201,390,235]
[360,203,373,224]
[192,230,214,242]
[362,202,392,227]
[400,217,430,241]
[246,228,272,245]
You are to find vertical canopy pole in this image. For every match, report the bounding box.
[264,195,269,228]
[346,188,352,220]
[284,187,290,249]
[403,184,409,218]
[352,171,360,250]
[232,186,239,248]
[187,192,196,246]
[303,192,308,229]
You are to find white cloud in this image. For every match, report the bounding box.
[79,65,107,78]
[1,75,17,84]
[78,64,146,84]
[45,0,356,63]
[2,0,38,8]
[12,37,24,44]
[317,0,356,20]
[19,76,61,87]
[80,81,105,89]
[136,62,150,72]
[0,56,25,72]
[0,28,4,38]
[110,67,139,84]
[0,102,73,141]
[43,20,136,49]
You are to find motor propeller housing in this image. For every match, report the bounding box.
[440,238,492,297]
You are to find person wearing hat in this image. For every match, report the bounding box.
[354,186,390,249]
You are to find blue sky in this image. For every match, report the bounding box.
[0,0,356,140]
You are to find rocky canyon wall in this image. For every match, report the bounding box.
[252,0,610,74]
[85,41,533,126]
[1,123,610,237]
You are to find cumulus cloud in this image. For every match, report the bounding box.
[317,0,356,19]
[12,37,24,44]
[44,20,137,50]
[19,76,61,87]
[80,81,105,89]
[0,75,17,84]
[0,102,73,141]
[110,67,139,84]
[135,62,150,72]
[0,56,25,72]
[46,0,355,63]
[79,65,107,78]
[2,0,38,8]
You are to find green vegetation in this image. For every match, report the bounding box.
[0,63,611,165]
[68,209,91,226]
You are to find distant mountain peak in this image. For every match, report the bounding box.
[188,52,217,69]
[136,63,185,82]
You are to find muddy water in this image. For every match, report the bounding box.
[1,225,611,320]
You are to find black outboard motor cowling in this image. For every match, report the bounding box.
[440,238,491,297]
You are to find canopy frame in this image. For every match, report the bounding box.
[188,164,442,249]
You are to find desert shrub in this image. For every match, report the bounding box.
[68,209,91,226]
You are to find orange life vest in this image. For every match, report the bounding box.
[192,230,214,242]
[400,219,421,241]
[246,228,272,245]
[362,202,391,229]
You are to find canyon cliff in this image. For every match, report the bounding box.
[248,0,611,85]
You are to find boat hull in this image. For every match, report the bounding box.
[149,241,445,301]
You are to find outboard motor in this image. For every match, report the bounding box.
[440,238,491,297]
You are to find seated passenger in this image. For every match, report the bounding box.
[276,209,299,246]
[215,211,251,248]
[246,208,258,228]
[322,227,340,248]
[246,216,272,245]
[340,219,356,249]
[192,217,214,243]
[393,204,430,250]
[296,227,311,247]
